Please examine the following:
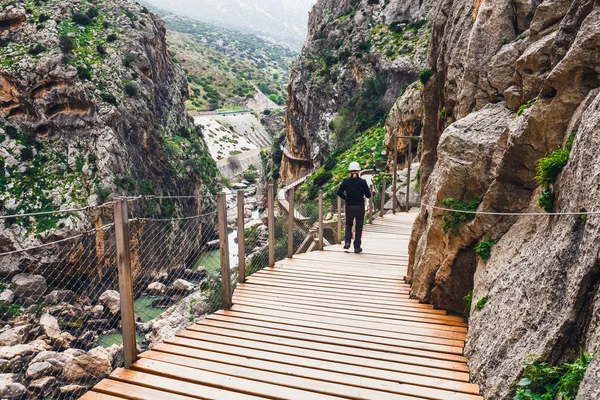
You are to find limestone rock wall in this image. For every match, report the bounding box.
[281,0,434,182]
[408,0,600,398]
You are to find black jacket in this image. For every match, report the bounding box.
[337,176,371,206]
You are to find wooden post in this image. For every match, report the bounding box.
[217,192,232,309]
[392,136,398,214]
[368,184,374,224]
[380,179,387,218]
[268,183,275,267]
[287,187,294,259]
[406,144,412,213]
[237,191,245,283]
[114,198,136,369]
[337,196,342,244]
[318,190,324,251]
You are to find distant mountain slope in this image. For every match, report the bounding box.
[142,0,314,50]
[162,15,294,111]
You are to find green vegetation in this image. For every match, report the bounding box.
[0,126,93,235]
[463,291,473,314]
[535,148,571,213]
[370,20,430,59]
[336,10,356,22]
[515,351,594,400]
[123,81,139,97]
[414,167,421,191]
[475,238,499,261]
[517,97,538,117]
[441,198,481,236]
[475,296,489,311]
[162,16,294,111]
[419,68,433,84]
[297,124,387,209]
[242,165,259,184]
[330,74,387,154]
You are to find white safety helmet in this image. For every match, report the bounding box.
[348,162,361,172]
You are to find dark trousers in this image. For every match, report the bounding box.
[345,205,365,249]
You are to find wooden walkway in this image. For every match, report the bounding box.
[83,213,481,400]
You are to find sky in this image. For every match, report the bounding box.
[143,0,316,50]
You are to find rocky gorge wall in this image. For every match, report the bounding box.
[407,0,600,398]
[281,0,436,182]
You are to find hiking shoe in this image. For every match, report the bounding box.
[343,242,351,250]
[354,248,363,254]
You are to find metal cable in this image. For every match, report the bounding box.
[0,224,116,256]
[136,210,218,222]
[0,201,116,220]
[421,203,600,216]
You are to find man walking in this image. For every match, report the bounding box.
[337,162,372,253]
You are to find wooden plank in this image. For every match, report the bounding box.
[132,358,344,400]
[252,268,408,290]
[151,343,481,397]
[93,378,212,400]
[166,335,470,382]
[144,348,482,400]
[272,263,407,283]
[233,289,450,317]
[232,294,466,325]
[184,324,468,372]
[244,277,414,299]
[80,392,125,400]
[104,369,266,399]
[191,318,467,363]
[206,313,464,355]
[247,274,411,295]
[228,305,468,341]
[140,350,420,400]
[237,283,438,310]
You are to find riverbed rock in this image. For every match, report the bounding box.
[45,290,77,305]
[91,305,104,318]
[147,282,167,296]
[171,279,194,293]
[0,342,47,360]
[0,289,14,304]
[25,361,54,380]
[182,268,206,282]
[28,376,57,393]
[39,313,61,339]
[0,373,27,399]
[30,350,73,374]
[58,384,87,397]
[0,324,30,346]
[99,290,121,314]
[10,274,47,302]
[72,331,98,351]
[62,346,112,381]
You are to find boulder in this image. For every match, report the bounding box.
[58,384,87,397]
[45,290,77,305]
[0,289,14,304]
[28,376,57,393]
[0,342,47,360]
[99,290,120,314]
[0,324,31,346]
[147,282,166,296]
[0,374,27,399]
[30,350,73,374]
[91,304,104,318]
[10,274,47,302]
[39,313,61,339]
[25,361,54,380]
[0,263,20,279]
[71,331,98,351]
[182,268,206,282]
[171,279,194,293]
[62,346,112,381]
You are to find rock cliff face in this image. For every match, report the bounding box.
[281,0,434,182]
[407,0,600,398]
[0,0,218,239]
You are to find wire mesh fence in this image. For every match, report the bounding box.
[0,204,125,399]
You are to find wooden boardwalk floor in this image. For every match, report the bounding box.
[83,213,481,400]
